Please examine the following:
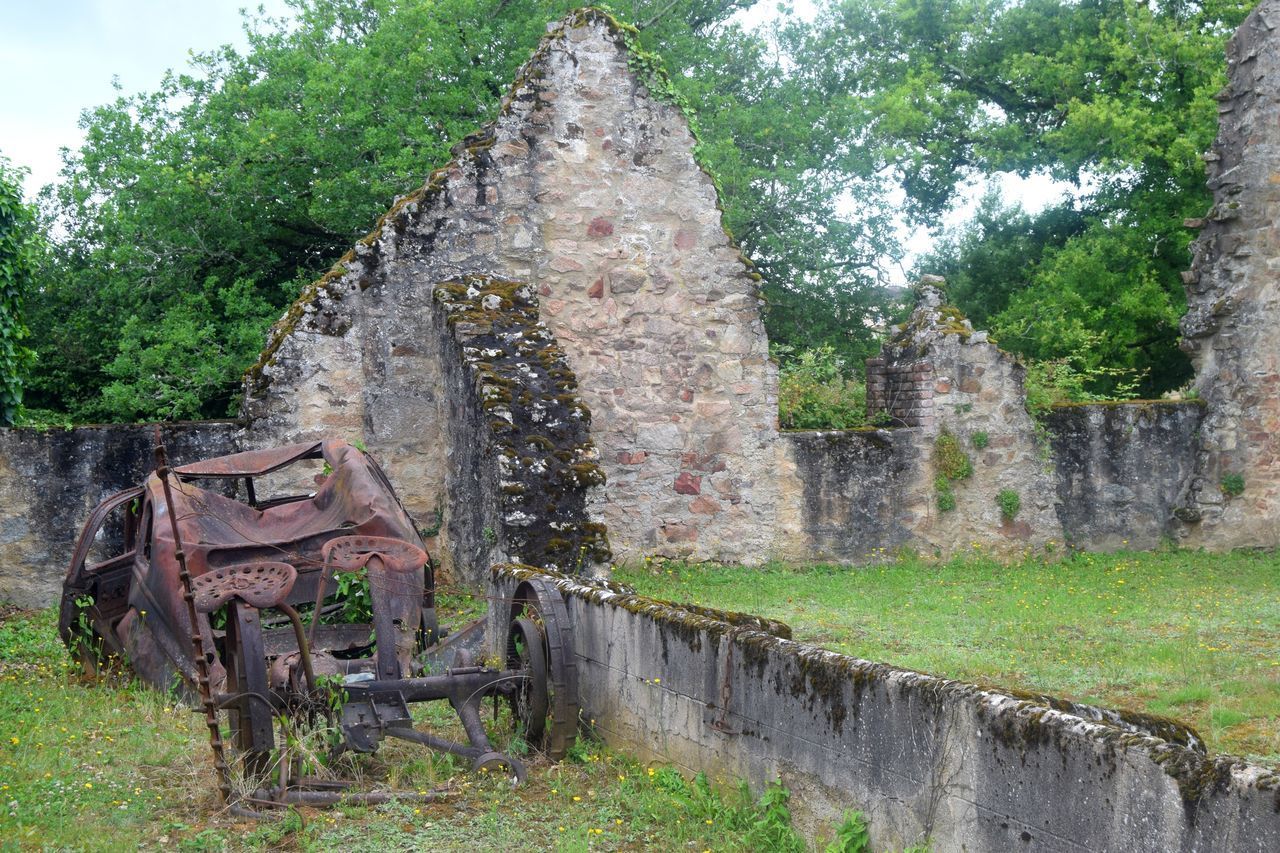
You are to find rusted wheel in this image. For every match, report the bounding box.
[507,616,549,745]
[510,578,578,761]
[223,602,276,776]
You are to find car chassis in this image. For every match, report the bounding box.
[59,437,577,812]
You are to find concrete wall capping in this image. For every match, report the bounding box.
[491,563,1280,852]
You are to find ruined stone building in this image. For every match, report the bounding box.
[2,5,1278,605]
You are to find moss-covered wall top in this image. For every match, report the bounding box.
[434,274,609,572]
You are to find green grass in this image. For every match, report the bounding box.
[616,549,1280,767]
[0,606,811,851]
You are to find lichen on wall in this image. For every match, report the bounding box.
[434,274,609,575]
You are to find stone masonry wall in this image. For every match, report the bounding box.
[1047,402,1205,550]
[242,11,779,570]
[0,422,241,607]
[860,282,1063,556]
[433,275,609,583]
[775,429,922,562]
[490,564,1280,852]
[1179,0,1280,548]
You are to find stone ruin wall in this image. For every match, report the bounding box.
[3,5,1280,608]
[0,422,241,608]
[242,11,782,572]
[1179,0,1280,549]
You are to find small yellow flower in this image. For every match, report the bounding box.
[84,782,93,789]
[573,795,582,802]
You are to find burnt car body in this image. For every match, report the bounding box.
[59,440,433,692]
[59,440,575,802]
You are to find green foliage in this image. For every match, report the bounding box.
[1023,334,1147,418]
[860,0,1252,397]
[933,430,973,481]
[745,779,806,852]
[1219,473,1245,498]
[28,0,902,422]
[971,431,989,450]
[776,344,867,429]
[996,488,1021,521]
[825,810,871,853]
[332,570,373,624]
[935,476,956,512]
[0,156,40,426]
[933,429,973,511]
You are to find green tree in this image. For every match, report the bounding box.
[31,0,898,420]
[836,0,1251,396]
[0,156,40,426]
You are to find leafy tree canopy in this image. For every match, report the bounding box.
[30,0,897,421]
[0,156,40,425]
[859,0,1252,396]
[25,0,1253,419]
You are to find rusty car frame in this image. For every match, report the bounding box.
[59,437,576,811]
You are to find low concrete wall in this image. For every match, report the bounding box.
[0,422,241,608]
[491,564,1280,852]
[1046,402,1204,550]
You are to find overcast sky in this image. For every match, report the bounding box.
[0,1,292,194]
[0,0,1064,275]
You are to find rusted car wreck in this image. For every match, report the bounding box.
[59,438,576,811]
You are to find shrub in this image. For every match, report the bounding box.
[1220,473,1245,498]
[777,345,867,429]
[1023,335,1146,418]
[997,488,1021,520]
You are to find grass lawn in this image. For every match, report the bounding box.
[616,548,1280,767]
[0,595,814,851]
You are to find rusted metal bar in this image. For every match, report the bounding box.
[153,430,234,807]
[274,602,316,692]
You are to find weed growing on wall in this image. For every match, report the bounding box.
[1220,473,1245,498]
[935,475,957,512]
[933,429,972,511]
[971,431,989,450]
[933,431,973,480]
[997,488,1021,520]
[824,810,871,852]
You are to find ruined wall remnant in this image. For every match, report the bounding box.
[1179,0,1280,548]
[491,564,1280,852]
[856,280,1063,554]
[777,430,920,561]
[243,11,779,569]
[0,422,241,608]
[1047,402,1205,550]
[4,5,1280,607]
[433,275,609,582]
